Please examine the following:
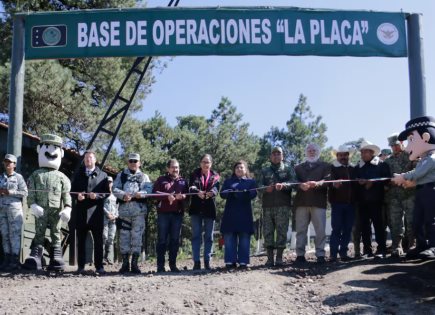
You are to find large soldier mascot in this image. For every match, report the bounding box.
[392,116,435,260]
[23,134,72,271]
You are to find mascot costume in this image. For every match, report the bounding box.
[392,116,435,260]
[23,134,72,271]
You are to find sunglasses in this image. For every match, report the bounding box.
[128,159,139,163]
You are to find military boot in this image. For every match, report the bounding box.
[23,245,43,270]
[275,248,284,266]
[204,260,211,270]
[5,254,21,271]
[104,244,113,265]
[0,254,11,271]
[47,246,65,271]
[130,253,141,274]
[265,248,274,267]
[119,254,130,273]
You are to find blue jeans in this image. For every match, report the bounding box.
[156,212,183,267]
[191,215,215,262]
[330,203,355,257]
[223,232,251,265]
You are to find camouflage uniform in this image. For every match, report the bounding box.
[103,194,118,247]
[0,171,28,256]
[384,151,415,252]
[27,168,72,247]
[259,162,295,250]
[113,169,152,254]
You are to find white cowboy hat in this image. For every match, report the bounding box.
[331,144,355,157]
[359,140,381,156]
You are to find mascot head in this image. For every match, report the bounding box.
[398,116,435,161]
[37,134,64,170]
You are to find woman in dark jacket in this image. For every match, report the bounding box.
[188,154,220,270]
[220,160,257,268]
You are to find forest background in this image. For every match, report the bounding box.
[0,0,368,256]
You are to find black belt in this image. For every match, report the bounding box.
[416,182,435,189]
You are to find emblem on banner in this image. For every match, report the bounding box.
[376,23,399,45]
[32,25,67,48]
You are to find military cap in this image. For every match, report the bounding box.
[40,134,63,146]
[4,154,17,163]
[271,146,283,154]
[381,148,392,156]
[128,153,140,161]
[388,133,401,146]
[398,116,435,141]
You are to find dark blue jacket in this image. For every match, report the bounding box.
[220,176,257,234]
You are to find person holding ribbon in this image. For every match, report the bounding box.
[113,153,152,274]
[220,160,257,269]
[354,141,390,259]
[188,154,220,271]
[72,150,110,274]
[153,159,189,273]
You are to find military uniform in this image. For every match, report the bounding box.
[260,163,294,248]
[28,168,71,247]
[384,150,415,254]
[103,193,118,263]
[0,155,28,269]
[113,169,152,256]
[24,134,72,271]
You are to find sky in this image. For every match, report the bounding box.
[141,0,435,151]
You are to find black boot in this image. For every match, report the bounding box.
[0,254,11,271]
[204,260,211,270]
[193,261,201,270]
[275,248,284,266]
[265,248,274,267]
[23,245,43,270]
[5,254,21,271]
[47,246,65,271]
[130,253,141,274]
[169,263,180,273]
[119,254,130,273]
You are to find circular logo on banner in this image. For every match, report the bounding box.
[42,27,62,46]
[377,23,399,45]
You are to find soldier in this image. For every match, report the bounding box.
[24,134,72,271]
[0,154,28,271]
[384,133,415,257]
[113,153,152,274]
[259,146,295,267]
[103,176,118,265]
[71,150,109,274]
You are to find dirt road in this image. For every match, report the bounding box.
[0,253,434,314]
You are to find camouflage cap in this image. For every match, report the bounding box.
[40,134,63,146]
[387,133,401,146]
[4,154,17,163]
[271,146,283,154]
[128,153,140,161]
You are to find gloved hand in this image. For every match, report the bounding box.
[59,206,72,223]
[31,204,44,218]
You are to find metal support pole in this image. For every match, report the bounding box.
[407,13,426,118]
[7,15,26,171]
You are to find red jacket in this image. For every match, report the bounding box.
[152,174,189,213]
